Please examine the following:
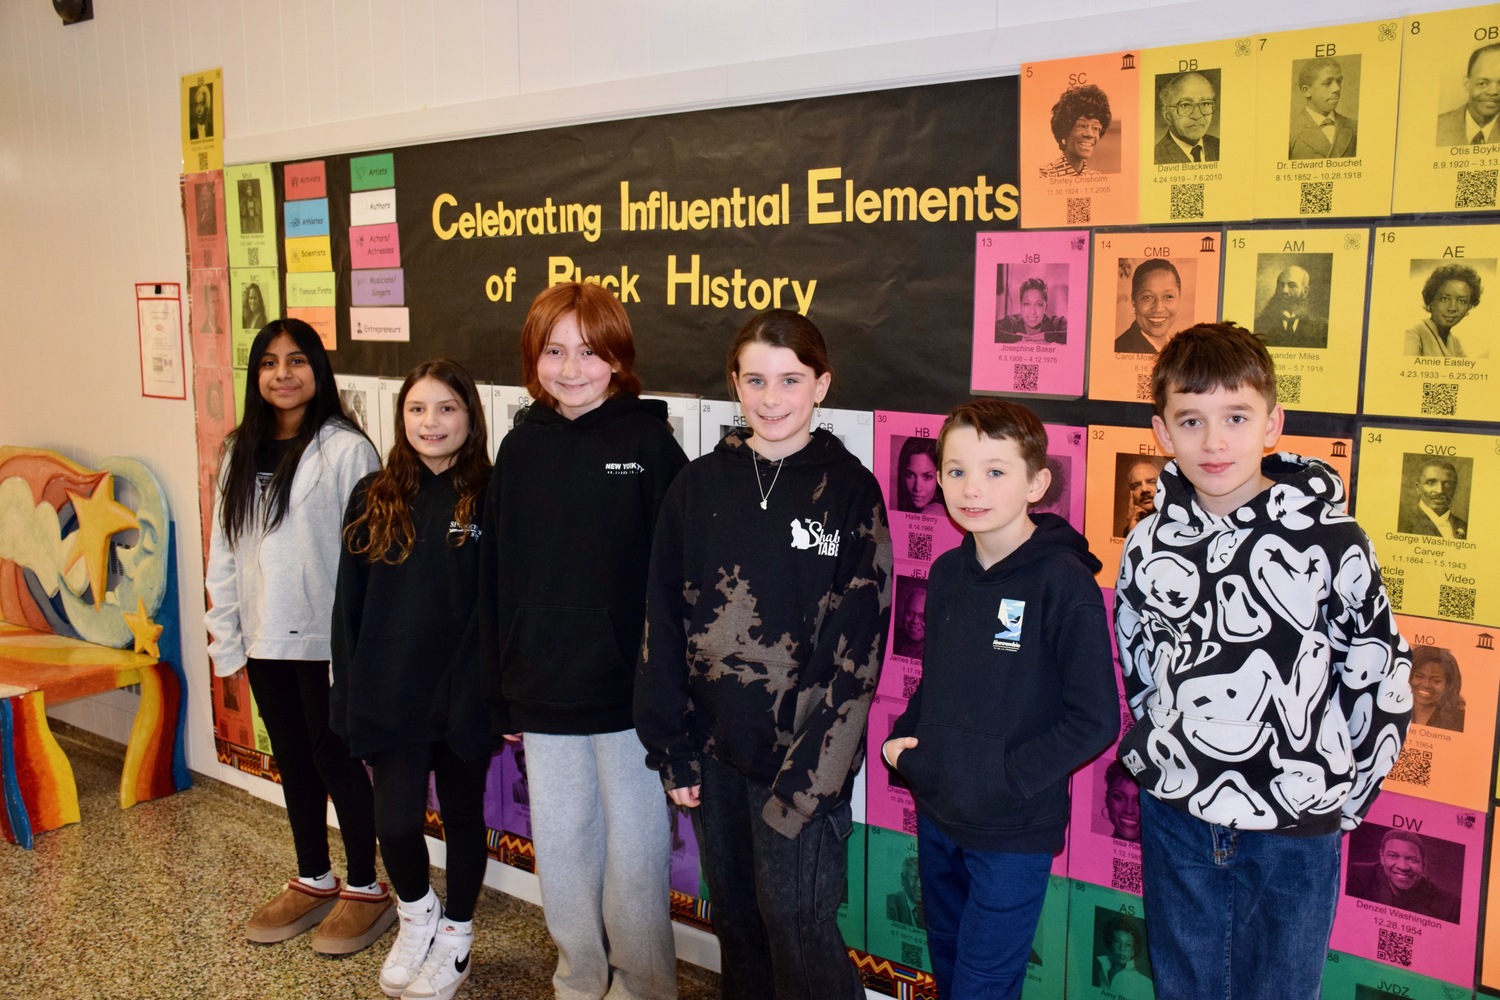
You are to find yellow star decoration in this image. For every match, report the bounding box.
[64,472,140,610]
[123,595,163,658]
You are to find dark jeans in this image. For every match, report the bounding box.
[917,814,1051,1000]
[1139,791,1342,1000]
[691,754,860,1000]
[369,741,491,921]
[245,658,377,886]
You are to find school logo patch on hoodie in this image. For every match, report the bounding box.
[992,598,1025,651]
[789,518,840,557]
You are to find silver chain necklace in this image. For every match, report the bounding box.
[752,452,786,510]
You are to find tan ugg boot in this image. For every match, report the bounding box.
[311,884,397,955]
[246,879,341,943]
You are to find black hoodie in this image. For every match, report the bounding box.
[478,394,688,735]
[888,515,1119,854]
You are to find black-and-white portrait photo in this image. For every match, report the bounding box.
[237,178,264,235]
[1115,454,1167,538]
[1040,84,1116,179]
[1091,909,1152,993]
[1252,252,1333,349]
[188,83,214,141]
[1436,42,1500,146]
[1395,452,1472,540]
[1288,55,1361,160]
[1404,259,1491,359]
[995,263,1070,344]
[1154,69,1221,164]
[194,182,217,237]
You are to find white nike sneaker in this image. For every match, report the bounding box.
[379,892,440,998]
[401,925,473,1000]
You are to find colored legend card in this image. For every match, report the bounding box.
[1253,20,1403,221]
[283,160,326,201]
[1322,949,1471,999]
[180,68,222,173]
[283,198,329,238]
[1086,230,1222,404]
[1364,224,1500,420]
[286,272,336,308]
[189,268,230,369]
[185,171,227,271]
[1020,52,1141,229]
[865,693,915,834]
[865,825,931,973]
[879,563,929,703]
[229,267,280,369]
[1083,424,1171,589]
[970,230,1090,398]
[350,307,410,343]
[288,306,335,351]
[838,822,867,952]
[875,411,964,569]
[351,153,396,192]
[1021,877,1071,1000]
[352,189,397,227]
[224,162,278,269]
[1331,792,1483,983]
[350,223,402,270]
[1356,426,1499,626]
[336,375,381,452]
[643,393,702,460]
[1065,880,1157,999]
[1137,38,1257,225]
[1220,227,1370,414]
[1382,616,1498,812]
[352,268,405,307]
[285,236,333,273]
[1394,5,1500,215]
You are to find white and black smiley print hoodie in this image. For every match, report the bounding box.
[1114,453,1412,835]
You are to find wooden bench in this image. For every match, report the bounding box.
[0,448,190,848]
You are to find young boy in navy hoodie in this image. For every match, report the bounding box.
[883,399,1118,998]
[1115,322,1411,999]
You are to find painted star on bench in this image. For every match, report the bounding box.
[122,595,163,658]
[64,472,140,610]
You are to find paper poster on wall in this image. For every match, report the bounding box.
[350,307,411,343]
[1066,880,1157,999]
[839,822,867,953]
[865,825,932,973]
[376,378,406,464]
[351,223,401,270]
[1086,230,1222,404]
[1068,638,1144,897]
[1355,425,1498,626]
[1381,615,1497,812]
[698,400,873,472]
[1394,5,1500,215]
[286,236,333,274]
[1363,224,1499,420]
[351,153,396,192]
[880,564,929,703]
[1020,52,1141,229]
[1136,39,1256,225]
[135,283,185,400]
[1220,227,1370,414]
[1083,425,1170,589]
[1321,949,1472,998]
[642,393,703,460]
[336,375,382,455]
[288,307,336,351]
[490,385,534,449]
[1021,876,1071,1000]
[667,800,702,901]
[229,267,280,368]
[352,269,405,307]
[1330,792,1483,983]
[1252,20,1403,221]
[283,198,330,239]
[352,189,398,227]
[189,268,230,369]
[866,693,915,833]
[184,172,226,271]
[970,230,1089,398]
[1482,818,1500,990]
[283,160,327,201]
[287,272,337,309]
[875,411,964,570]
[180,68,222,173]
[193,364,235,555]
[224,163,278,269]
[232,368,248,425]
[1039,423,1088,534]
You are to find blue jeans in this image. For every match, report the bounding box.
[1138,792,1341,1000]
[691,754,861,1000]
[917,815,1051,1000]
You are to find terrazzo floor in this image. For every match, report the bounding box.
[1,724,720,999]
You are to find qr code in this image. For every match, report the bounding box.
[236,344,250,366]
[1377,928,1415,967]
[1421,382,1459,416]
[1455,169,1498,209]
[1013,365,1040,392]
[1299,182,1334,215]
[197,151,209,171]
[246,246,261,266]
[1170,183,1205,220]
[901,673,920,700]
[907,532,933,562]
[1387,575,1404,611]
[1111,857,1144,894]
[1067,197,1091,225]
[901,941,924,966]
[1438,584,1476,621]
[1274,374,1302,405]
[902,807,918,835]
[1135,374,1153,402]
[1388,747,1432,786]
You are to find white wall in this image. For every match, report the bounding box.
[0,0,1467,847]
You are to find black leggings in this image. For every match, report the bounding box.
[369,742,491,922]
[245,659,378,886]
